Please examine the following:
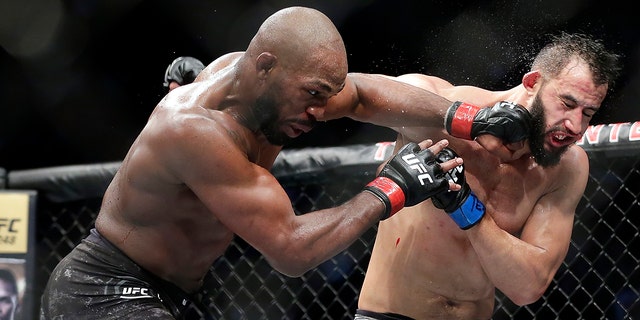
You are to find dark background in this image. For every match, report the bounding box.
[1,0,638,171]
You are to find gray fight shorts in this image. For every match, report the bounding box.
[39,228,215,320]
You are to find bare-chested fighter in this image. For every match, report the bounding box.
[39,6,522,319]
[354,33,621,319]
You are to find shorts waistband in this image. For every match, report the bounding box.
[355,309,415,320]
[86,228,194,317]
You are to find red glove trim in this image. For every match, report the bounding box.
[366,177,405,217]
[450,102,480,140]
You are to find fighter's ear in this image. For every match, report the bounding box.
[522,70,541,90]
[256,52,277,78]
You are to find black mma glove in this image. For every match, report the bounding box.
[444,101,532,143]
[163,56,206,87]
[432,148,486,229]
[364,142,450,220]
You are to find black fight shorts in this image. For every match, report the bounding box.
[354,309,415,320]
[39,228,215,320]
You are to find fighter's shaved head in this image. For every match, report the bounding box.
[247,6,347,78]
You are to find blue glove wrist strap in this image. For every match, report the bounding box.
[449,191,485,230]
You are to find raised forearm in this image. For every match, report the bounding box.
[265,192,385,277]
[466,216,554,306]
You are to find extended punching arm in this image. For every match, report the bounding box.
[445,101,532,143]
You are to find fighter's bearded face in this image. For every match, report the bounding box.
[255,90,290,146]
[528,94,571,168]
[254,84,317,146]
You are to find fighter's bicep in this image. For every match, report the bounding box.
[203,163,294,229]
[521,195,575,251]
[180,139,290,219]
[177,136,295,248]
[395,73,454,93]
[522,149,587,239]
[519,171,585,272]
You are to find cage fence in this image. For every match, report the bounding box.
[6,122,640,319]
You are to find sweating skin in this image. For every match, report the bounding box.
[357,55,613,319]
[93,6,461,295]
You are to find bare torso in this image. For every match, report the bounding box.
[358,73,579,319]
[95,54,283,292]
[359,134,568,319]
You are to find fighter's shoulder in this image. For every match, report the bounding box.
[555,145,589,182]
[394,73,494,101]
[394,73,453,93]
[562,144,589,165]
[196,52,243,81]
[149,101,226,141]
[209,51,243,67]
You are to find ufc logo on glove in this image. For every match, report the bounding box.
[445,165,463,184]
[401,154,434,185]
[364,142,450,219]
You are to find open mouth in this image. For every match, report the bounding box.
[548,131,575,148]
[287,123,312,137]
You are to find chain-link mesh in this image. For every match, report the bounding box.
[492,153,640,319]
[33,151,640,319]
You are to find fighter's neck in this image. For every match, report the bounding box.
[501,85,530,109]
[218,69,264,132]
[222,107,259,132]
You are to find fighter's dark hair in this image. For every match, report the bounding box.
[532,32,622,90]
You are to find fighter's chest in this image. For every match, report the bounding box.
[467,157,548,234]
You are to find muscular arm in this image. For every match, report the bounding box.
[319,72,510,126]
[363,72,578,304]
[318,73,527,162]
[170,112,456,277]
[314,73,455,128]
[465,148,588,305]
[213,164,383,276]
[169,118,379,276]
